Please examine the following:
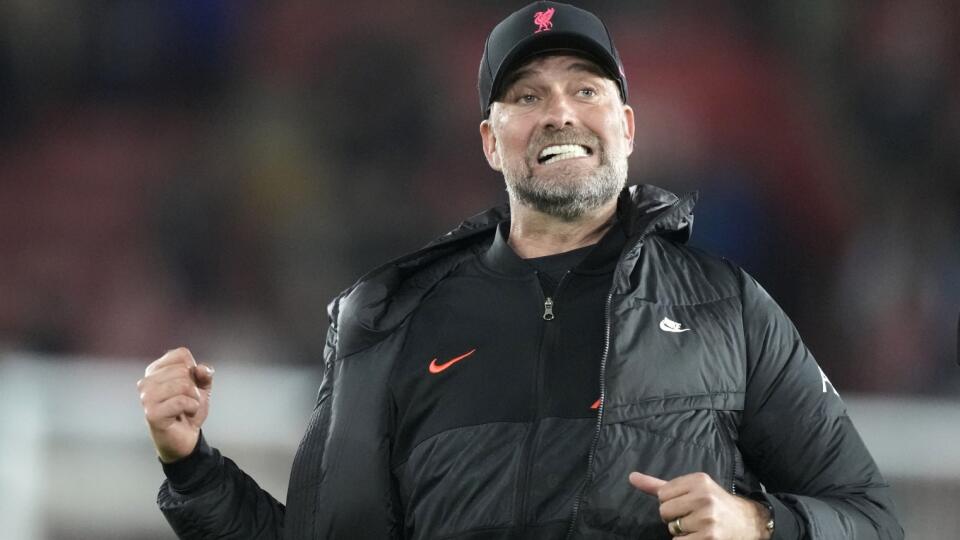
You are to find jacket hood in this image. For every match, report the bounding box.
[333,184,696,358]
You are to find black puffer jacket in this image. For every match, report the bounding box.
[158,185,903,539]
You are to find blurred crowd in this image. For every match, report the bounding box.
[0,0,957,394]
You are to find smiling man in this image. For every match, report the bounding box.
[139,2,903,539]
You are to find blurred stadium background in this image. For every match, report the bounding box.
[0,1,957,538]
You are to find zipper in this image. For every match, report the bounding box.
[543,297,555,320]
[729,438,739,495]
[515,271,570,525]
[729,418,742,495]
[564,290,613,539]
[564,193,693,538]
[729,449,738,495]
[714,409,739,495]
[541,269,568,322]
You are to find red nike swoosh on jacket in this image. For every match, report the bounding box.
[428,348,477,374]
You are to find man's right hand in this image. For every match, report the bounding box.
[137,347,215,463]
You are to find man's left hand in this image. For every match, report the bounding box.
[628,471,772,539]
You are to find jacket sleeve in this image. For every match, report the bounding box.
[157,433,285,539]
[736,268,904,539]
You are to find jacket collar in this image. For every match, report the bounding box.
[333,184,696,358]
[442,184,694,247]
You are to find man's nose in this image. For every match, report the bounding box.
[539,93,578,130]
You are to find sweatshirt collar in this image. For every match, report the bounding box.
[481,222,532,276]
[481,218,626,277]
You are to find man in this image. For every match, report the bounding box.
[137,2,903,538]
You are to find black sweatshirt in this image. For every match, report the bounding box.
[386,220,626,535]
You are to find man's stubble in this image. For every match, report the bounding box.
[502,127,628,222]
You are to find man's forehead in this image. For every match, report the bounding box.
[502,53,611,89]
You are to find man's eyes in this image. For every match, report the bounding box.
[510,86,600,104]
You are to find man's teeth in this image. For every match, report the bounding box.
[539,144,589,164]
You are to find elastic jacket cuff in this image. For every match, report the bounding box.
[159,432,220,492]
[750,491,802,539]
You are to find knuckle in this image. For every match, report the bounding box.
[140,386,158,402]
[163,347,189,363]
[176,347,196,363]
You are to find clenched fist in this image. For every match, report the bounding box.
[137,347,215,463]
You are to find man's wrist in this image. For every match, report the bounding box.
[744,494,775,539]
[160,431,220,491]
[755,498,775,539]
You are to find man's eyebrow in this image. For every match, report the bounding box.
[500,60,610,97]
[500,67,539,95]
[566,61,609,79]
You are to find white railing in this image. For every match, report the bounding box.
[1,354,955,539]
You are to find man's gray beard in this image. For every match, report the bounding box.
[504,151,628,222]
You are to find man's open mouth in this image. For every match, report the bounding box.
[537,144,593,165]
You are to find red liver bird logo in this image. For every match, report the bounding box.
[533,7,555,33]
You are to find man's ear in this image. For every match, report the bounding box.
[622,104,636,157]
[479,118,502,171]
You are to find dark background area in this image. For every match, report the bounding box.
[1,0,958,395]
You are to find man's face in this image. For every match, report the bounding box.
[480,54,635,221]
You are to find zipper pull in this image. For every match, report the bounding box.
[543,297,555,321]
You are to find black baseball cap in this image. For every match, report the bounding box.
[478,1,628,119]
